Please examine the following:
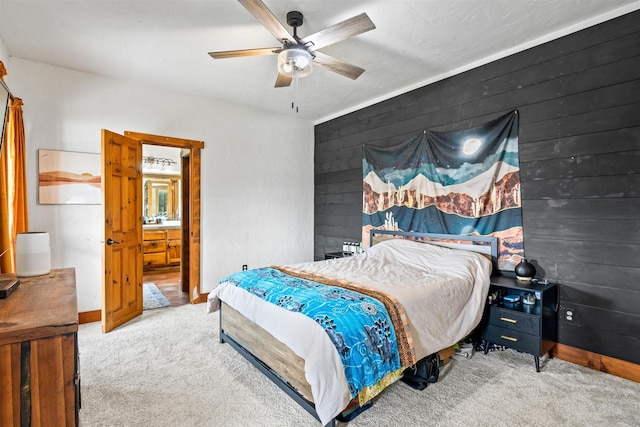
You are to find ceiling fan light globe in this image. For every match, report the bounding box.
[277,48,313,77]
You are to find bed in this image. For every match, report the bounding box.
[207,231,497,426]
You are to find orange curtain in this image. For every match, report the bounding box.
[0,118,10,272]
[0,89,29,273]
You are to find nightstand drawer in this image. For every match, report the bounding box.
[483,326,540,355]
[487,307,540,336]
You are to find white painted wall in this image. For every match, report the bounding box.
[0,38,7,63]
[0,52,314,313]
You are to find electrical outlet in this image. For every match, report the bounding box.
[242,265,248,271]
[563,307,575,323]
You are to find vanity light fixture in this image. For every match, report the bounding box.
[142,156,177,168]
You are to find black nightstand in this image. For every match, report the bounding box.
[478,275,558,372]
[324,251,353,260]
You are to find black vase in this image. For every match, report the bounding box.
[515,259,536,281]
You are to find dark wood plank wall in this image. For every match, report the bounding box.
[314,10,640,364]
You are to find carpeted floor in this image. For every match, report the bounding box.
[142,283,171,310]
[78,304,640,427]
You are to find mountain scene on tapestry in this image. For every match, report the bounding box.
[362,111,523,271]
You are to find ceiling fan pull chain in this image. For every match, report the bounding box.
[291,69,300,113]
[291,75,295,110]
[291,70,295,111]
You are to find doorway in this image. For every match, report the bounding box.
[141,144,188,306]
[125,131,204,305]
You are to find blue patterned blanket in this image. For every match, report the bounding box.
[220,267,403,398]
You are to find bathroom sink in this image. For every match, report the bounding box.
[143,221,181,229]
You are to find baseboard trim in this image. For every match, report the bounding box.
[554,343,639,383]
[193,292,209,304]
[79,309,101,324]
[79,295,207,324]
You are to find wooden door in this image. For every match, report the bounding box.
[102,130,143,333]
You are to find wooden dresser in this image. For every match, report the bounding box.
[0,268,79,426]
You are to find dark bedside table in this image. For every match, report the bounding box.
[324,251,353,260]
[478,275,558,372]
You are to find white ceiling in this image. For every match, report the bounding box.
[1,0,639,123]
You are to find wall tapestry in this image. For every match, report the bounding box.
[38,149,102,205]
[362,111,523,271]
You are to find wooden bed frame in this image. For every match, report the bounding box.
[218,231,498,426]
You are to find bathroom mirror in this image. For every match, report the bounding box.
[143,175,181,222]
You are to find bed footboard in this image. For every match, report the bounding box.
[219,302,337,427]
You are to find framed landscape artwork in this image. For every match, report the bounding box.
[38,149,102,204]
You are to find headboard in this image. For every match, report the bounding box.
[370,230,498,272]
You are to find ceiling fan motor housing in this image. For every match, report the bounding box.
[286,11,304,28]
[278,11,311,77]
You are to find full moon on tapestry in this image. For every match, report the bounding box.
[362,111,523,271]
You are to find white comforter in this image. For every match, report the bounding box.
[207,238,492,425]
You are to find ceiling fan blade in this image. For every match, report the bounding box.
[238,0,295,43]
[275,73,292,88]
[209,47,279,59]
[312,51,365,80]
[301,13,375,50]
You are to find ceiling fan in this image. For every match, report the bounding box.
[208,0,376,88]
